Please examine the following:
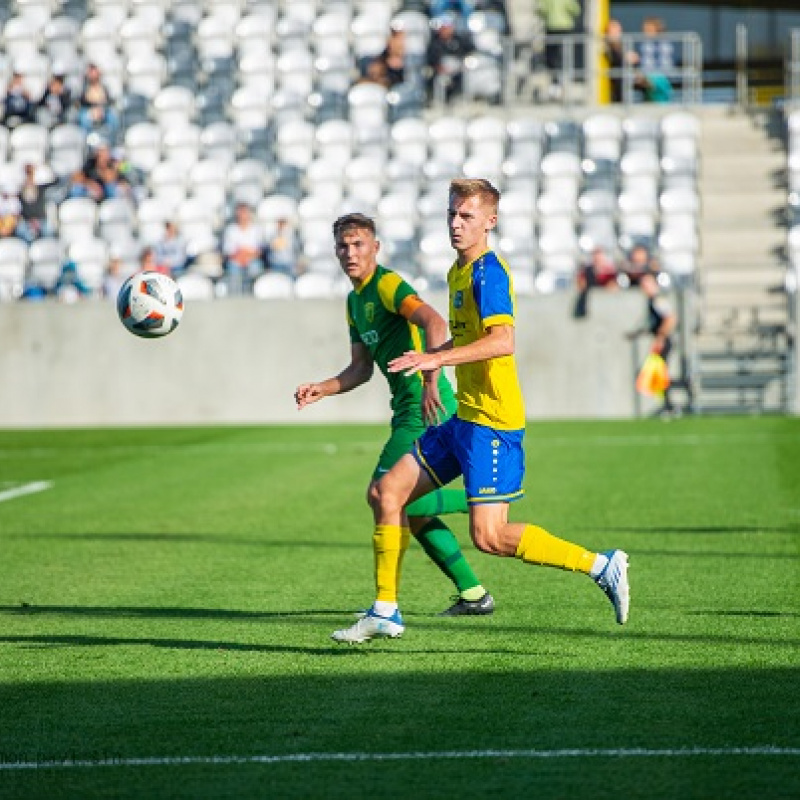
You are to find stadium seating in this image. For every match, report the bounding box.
[0,0,704,301]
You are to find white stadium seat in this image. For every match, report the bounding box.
[253,272,294,299]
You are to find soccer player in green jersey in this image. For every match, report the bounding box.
[331,180,630,644]
[295,213,494,617]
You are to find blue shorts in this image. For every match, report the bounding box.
[413,415,525,505]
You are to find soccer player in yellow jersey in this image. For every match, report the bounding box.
[296,213,494,619]
[331,179,630,643]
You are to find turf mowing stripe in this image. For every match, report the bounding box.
[2,747,799,771]
[0,481,52,504]
[0,433,800,459]
[1,432,797,460]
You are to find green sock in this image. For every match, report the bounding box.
[413,518,483,596]
[407,489,468,517]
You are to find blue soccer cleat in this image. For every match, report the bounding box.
[331,606,405,644]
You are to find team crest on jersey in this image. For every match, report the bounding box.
[365,302,375,323]
[454,290,464,309]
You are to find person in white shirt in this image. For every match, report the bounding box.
[154,221,188,275]
[222,203,266,294]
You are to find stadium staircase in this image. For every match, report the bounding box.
[693,107,794,413]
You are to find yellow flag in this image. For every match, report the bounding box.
[636,353,670,397]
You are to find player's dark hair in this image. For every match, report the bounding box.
[333,213,377,240]
[449,178,501,214]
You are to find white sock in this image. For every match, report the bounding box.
[372,600,398,617]
[589,553,609,579]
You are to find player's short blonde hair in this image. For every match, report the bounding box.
[449,178,501,214]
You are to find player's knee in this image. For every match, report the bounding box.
[367,481,382,512]
[368,479,403,517]
[471,521,504,555]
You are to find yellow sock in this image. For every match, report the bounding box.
[374,524,410,601]
[515,524,595,574]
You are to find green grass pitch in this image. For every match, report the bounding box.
[0,417,798,799]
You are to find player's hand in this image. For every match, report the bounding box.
[421,381,446,426]
[294,383,324,410]
[388,350,441,377]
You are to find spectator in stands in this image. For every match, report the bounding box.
[624,244,658,287]
[0,187,25,240]
[112,147,145,195]
[429,0,474,21]
[266,217,299,278]
[38,72,73,127]
[637,17,675,76]
[19,164,55,241]
[64,168,104,201]
[426,14,474,102]
[379,27,408,88]
[54,260,92,302]
[538,0,584,99]
[141,245,171,276]
[2,73,35,129]
[222,203,266,294]
[358,58,392,89]
[634,70,674,103]
[102,254,127,300]
[154,221,188,275]
[77,63,120,143]
[79,63,111,110]
[84,144,132,200]
[604,19,626,103]
[630,17,675,102]
[573,246,619,318]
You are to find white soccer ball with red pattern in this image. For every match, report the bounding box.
[117,272,184,338]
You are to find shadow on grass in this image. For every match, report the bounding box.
[1,610,798,648]
[629,549,800,560]
[0,669,798,798]
[587,525,800,535]
[2,604,349,620]
[689,610,800,619]
[3,533,367,548]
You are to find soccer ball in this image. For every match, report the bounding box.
[117,271,184,338]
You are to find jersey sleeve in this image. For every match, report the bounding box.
[472,253,515,329]
[346,295,360,343]
[376,270,417,314]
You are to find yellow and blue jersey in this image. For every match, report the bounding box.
[447,250,525,430]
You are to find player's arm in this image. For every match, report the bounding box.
[388,325,513,376]
[295,343,374,409]
[399,297,450,424]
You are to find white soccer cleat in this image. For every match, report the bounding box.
[331,606,405,644]
[595,549,630,625]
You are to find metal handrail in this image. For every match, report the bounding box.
[514,30,703,106]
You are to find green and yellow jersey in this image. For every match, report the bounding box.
[447,250,525,430]
[347,265,456,426]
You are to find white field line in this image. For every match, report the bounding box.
[0,481,52,504]
[1,432,797,460]
[1,746,799,771]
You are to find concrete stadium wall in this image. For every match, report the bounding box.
[0,292,644,428]
[794,291,800,415]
